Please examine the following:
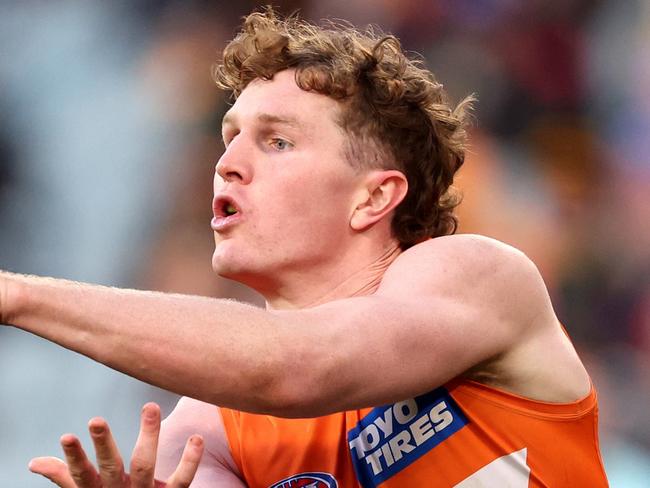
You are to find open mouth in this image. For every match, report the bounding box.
[213,195,241,219]
[211,195,242,231]
[223,202,238,217]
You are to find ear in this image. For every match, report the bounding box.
[350,170,408,231]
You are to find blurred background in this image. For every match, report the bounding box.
[0,0,648,486]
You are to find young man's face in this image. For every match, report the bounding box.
[211,69,365,291]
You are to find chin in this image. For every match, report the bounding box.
[212,251,279,294]
[211,252,237,279]
[212,247,253,281]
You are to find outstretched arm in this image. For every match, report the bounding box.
[1,236,561,417]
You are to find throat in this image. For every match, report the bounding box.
[298,244,402,308]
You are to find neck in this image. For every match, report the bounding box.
[261,241,402,310]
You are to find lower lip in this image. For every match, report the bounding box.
[211,214,242,232]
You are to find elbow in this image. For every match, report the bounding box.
[254,340,339,418]
[260,374,333,419]
[235,310,347,418]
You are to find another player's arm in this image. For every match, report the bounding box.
[157,397,246,487]
[0,235,547,417]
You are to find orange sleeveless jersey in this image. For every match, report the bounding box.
[221,379,608,487]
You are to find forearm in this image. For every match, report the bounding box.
[2,272,287,412]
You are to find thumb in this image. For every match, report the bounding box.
[29,457,77,488]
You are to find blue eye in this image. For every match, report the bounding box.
[272,138,292,151]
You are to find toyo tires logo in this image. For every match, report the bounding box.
[269,471,338,488]
[348,387,469,487]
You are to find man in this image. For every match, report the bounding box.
[0,9,607,488]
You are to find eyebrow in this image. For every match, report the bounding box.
[222,112,303,130]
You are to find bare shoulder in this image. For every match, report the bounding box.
[382,234,547,312]
[379,233,557,353]
[381,235,591,402]
[391,234,534,271]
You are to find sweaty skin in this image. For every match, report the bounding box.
[0,70,591,485]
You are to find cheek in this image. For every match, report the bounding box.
[281,178,353,233]
[253,158,358,242]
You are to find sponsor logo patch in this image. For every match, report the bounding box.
[348,387,468,487]
[269,471,338,488]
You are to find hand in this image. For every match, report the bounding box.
[29,402,204,487]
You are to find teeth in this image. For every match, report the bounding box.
[225,203,237,216]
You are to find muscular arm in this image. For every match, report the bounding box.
[157,397,245,487]
[0,235,567,417]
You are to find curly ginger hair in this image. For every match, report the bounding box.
[213,8,475,248]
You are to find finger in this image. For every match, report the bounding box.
[29,456,77,488]
[60,434,101,488]
[166,435,204,488]
[129,402,161,488]
[88,417,126,488]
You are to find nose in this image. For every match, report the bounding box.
[215,138,253,185]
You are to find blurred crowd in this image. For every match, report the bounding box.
[0,1,648,486]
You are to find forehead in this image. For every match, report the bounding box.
[223,70,341,130]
